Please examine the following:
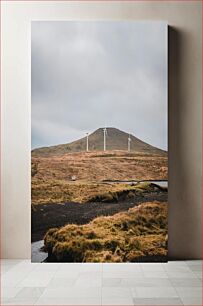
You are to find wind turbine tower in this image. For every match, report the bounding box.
[128,134,131,152]
[86,132,89,152]
[103,127,107,151]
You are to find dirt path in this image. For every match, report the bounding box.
[31,192,167,242]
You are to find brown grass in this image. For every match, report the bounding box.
[31,180,166,205]
[32,150,167,182]
[32,180,128,204]
[31,150,167,205]
[44,201,168,262]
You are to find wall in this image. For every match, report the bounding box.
[1,1,202,259]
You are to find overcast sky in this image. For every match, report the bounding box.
[32,21,167,150]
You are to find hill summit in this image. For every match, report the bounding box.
[32,127,166,157]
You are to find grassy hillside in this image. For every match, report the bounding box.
[31,151,167,205]
[44,201,168,262]
[32,151,167,182]
[32,127,166,157]
[31,180,166,205]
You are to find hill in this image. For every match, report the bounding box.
[32,127,166,157]
[31,150,167,205]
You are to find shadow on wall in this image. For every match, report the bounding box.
[168,26,202,259]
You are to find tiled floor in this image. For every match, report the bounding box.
[1,260,202,305]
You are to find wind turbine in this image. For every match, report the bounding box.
[103,127,107,151]
[86,132,89,152]
[128,134,131,152]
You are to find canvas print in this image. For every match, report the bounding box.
[31,21,168,263]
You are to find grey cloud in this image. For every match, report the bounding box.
[32,21,167,150]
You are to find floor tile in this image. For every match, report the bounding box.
[164,265,192,272]
[15,287,45,298]
[102,297,134,305]
[32,263,60,272]
[124,277,172,287]
[35,297,101,305]
[80,263,103,272]
[78,271,102,279]
[75,277,102,287]
[194,271,202,279]
[3,296,39,305]
[74,271,102,287]
[17,271,56,287]
[0,259,24,265]
[1,264,16,274]
[57,263,83,272]
[102,278,123,287]
[2,263,37,287]
[170,277,202,287]
[140,264,165,272]
[189,264,202,272]
[133,297,183,305]
[175,287,202,298]
[41,286,101,298]
[47,277,76,288]
[1,299,10,305]
[186,260,202,266]
[135,286,178,298]
[166,271,197,278]
[142,271,168,278]
[54,269,80,278]
[103,263,142,272]
[180,296,202,305]
[166,261,187,266]
[1,259,202,306]
[102,287,132,298]
[103,270,144,278]
[2,287,22,299]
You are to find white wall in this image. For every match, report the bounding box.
[1,1,202,259]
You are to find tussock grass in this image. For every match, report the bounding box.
[32,181,166,205]
[32,181,130,205]
[89,182,165,203]
[31,150,167,205]
[44,201,167,262]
